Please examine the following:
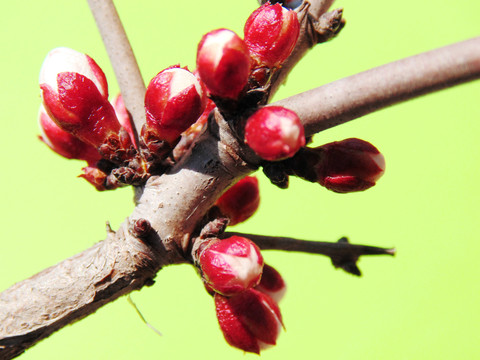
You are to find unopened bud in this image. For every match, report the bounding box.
[215,289,283,354]
[255,263,286,303]
[245,106,305,161]
[144,66,206,144]
[214,176,260,226]
[39,48,122,148]
[244,3,300,68]
[197,29,251,99]
[290,138,385,193]
[38,105,100,164]
[198,236,264,296]
[317,138,385,193]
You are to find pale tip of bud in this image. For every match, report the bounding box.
[39,47,107,98]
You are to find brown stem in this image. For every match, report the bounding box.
[225,232,395,276]
[268,1,342,101]
[87,0,146,144]
[308,0,336,19]
[274,37,480,137]
[0,111,255,359]
[0,222,163,359]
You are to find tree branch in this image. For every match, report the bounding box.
[2,1,477,357]
[274,37,480,137]
[87,0,146,144]
[0,112,255,359]
[0,223,162,359]
[225,232,394,276]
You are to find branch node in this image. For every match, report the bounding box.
[130,218,153,240]
[311,8,345,44]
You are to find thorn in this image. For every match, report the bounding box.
[337,236,349,243]
[105,221,114,234]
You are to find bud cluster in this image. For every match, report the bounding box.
[37,3,386,355]
[196,3,300,100]
[195,236,286,353]
[39,47,139,190]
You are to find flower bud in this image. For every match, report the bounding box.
[316,138,385,193]
[244,3,300,68]
[255,263,286,303]
[215,289,283,353]
[196,29,251,99]
[198,236,264,296]
[39,48,122,148]
[38,105,101,164]
[289,138,385,193]
[245,106,305,161]
[144,66,206,144]
[214,176,260,226]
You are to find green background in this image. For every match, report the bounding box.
[1,0,479,359]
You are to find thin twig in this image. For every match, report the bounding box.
[87,0,146,145]
[274,36,480,137]
[224,232,395,276]
[308,0,336,19]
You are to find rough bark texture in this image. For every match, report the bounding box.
[0,223,161,359]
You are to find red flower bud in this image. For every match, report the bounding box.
[215,289,283,353]
[196,29,251,99]
[255,263,286,303]
[39,48,122,148]
[244,3,300,68]
[144,66,206,144]
[111,93,136,146]
[289,138,386,193]
[315,138,385,193]
[214,176,260,226]
[38,105,101,164]
[245,106,305,161]
[198,236,264,296]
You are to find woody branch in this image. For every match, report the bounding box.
[1,0,480,358]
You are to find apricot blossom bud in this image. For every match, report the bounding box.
[244,3,300,68]
[196,29,251,99]
[215,289,283,353]
[255,263,286,303]
[214,176,260,226]
[245,106,305,161]
[198,236,264,296]
[39,47,122,148]
[315,138,385,193]
[144,66,206,144]
[38,105,101,164]
[289,138,385,193]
